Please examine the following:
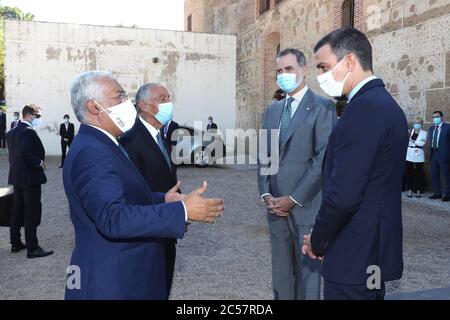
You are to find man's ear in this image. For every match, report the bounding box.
[86,100,101,115]
[347,54,358,71]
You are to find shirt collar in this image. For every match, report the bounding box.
[87,124,119,146]
[347,75,378,103]
[139,116,159,139]
[287,85,308,102]
[23,120,32,127]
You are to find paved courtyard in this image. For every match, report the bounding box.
[0,152,449,299]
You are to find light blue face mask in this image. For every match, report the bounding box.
[154,102,173,125]
[433,117,442,125]
[413,124,422,130]
[277,73,300,93]
[31,117,43,128]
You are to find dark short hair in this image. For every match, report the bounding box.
[314,27,373,72]
[63,114,70,119]
[13,111,19,115]
[22,105,34,118]
[433,111,444,117]
[277,48,307,67]
[208,116,213,121]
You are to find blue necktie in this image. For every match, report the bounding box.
[280,97,294,145]
[156,132,172,170]
[118,144,131,161]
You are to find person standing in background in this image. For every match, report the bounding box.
[59,114,75,168]
[405,117,427,198]
[0,107,6,149]
[10,112,21,130]
[429,111,450,202]
[207,116,217,131]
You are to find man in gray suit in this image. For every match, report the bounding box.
[258,48,336,300]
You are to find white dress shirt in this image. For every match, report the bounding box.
[139,116,159,143]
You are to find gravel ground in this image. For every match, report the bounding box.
[0,150,449,299]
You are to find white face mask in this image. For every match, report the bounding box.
[14,116,19,121]
[31,118,43,128]
[317,57,351,97]
[64,118,69,123]
[96,99,137,133]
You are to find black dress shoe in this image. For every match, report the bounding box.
[27,247,54,259]
[429,194,443,199]
[58,165,63,168]
[442,196,450,202]
[11,242,27,253]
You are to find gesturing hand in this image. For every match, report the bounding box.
[184,181,224,224]
[165,181,185,203]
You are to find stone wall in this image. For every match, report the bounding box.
[185,0,450,133]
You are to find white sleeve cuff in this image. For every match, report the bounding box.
[261,193,272,199]
[289,195,303,207]
[181,201,188,222]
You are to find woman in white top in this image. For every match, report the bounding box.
[405,117,428,198]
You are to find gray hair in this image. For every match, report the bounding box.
[277,48,307,67]
[135,83,160,112]
[70,70,114,122]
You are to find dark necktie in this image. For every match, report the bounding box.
[280,97,294,145]
[118,144,131,161]
[432,126,439,149]
[156,132,172,170]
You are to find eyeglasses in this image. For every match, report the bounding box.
[31,113,41,118]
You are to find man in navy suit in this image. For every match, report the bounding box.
[428,111,450,201]
[7,105,53,258]
[120,83,180,298]
[64,71,224,300]
[302,27,408,300]
[10,112,21,130]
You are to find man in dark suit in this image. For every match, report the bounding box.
[161,119,179,151]
[64,71,224,300]
[120,83,180,298]
[207,116,217,131]
[303,27,408,300]
[10,112,21,130]
[59,114,75,168]
[0,107,6,148]
[428,111,450,201]
[7,105,53,258]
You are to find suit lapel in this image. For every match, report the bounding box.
[280,89,314,150]
[269,100,284,130]
[136,120,174,174]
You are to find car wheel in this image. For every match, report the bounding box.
[192,147,211,167]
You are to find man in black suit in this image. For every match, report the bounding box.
[8,105,53,258]
[161,119,179,151]
[59,114,75,168]
[120,82,180,298]
[10,112,21,130]
[0,107,6,148]
[303,27,408,300]
[206,116,217,131]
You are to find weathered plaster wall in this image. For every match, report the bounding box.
[4,20,236,155]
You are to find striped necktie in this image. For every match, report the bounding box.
[279,97,294,145]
